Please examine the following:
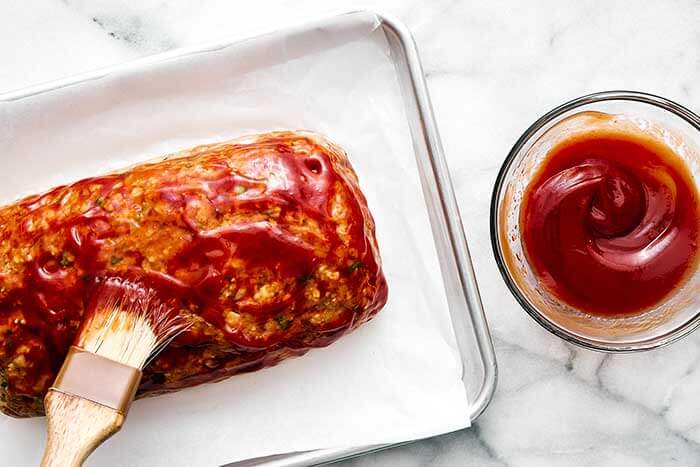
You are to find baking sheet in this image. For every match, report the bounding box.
[0,13,470,466]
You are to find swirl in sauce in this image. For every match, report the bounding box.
[521,130,700,316]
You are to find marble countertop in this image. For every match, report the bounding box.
[3,1,699,466]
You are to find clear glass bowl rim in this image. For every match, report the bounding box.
[490,90,700,352]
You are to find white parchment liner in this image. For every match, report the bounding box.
[0,12,469,466]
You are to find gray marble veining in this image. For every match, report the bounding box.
[2,1,699,465]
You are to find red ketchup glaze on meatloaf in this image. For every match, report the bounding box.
[0,131,387,417]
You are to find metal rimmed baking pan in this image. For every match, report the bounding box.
[0,10,496,467]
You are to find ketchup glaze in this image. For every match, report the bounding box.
[0,132,387,414]
[521,128,700,316]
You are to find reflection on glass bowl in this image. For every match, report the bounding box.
[491,91,700,352]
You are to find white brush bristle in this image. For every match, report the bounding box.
[76,277,190,370]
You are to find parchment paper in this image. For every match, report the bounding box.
[0,12,470,466]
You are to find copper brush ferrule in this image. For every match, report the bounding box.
[50,346,142,416]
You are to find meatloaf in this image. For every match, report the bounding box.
[0,131,388,417]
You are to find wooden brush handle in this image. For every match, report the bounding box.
[41,390,125,467]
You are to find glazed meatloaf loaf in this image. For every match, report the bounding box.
[0,131,387,417]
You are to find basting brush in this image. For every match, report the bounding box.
[41,277,189,467]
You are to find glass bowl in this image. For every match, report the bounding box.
[491,91,700,352]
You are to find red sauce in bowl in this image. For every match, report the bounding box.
[521,130,700,316]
